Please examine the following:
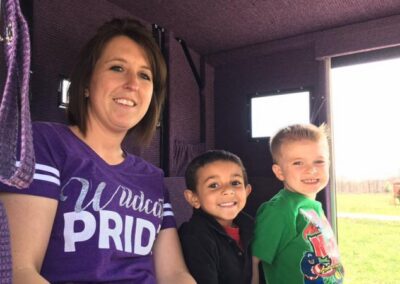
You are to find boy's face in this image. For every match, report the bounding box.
[184,161,251,227]
[272,139,330,199]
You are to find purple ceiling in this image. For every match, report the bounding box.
[108,0,400,55]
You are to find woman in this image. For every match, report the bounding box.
[0,18,195,284]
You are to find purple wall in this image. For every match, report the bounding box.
[30,0,132,124]
[167,35,215,175]
[168,35,201,175]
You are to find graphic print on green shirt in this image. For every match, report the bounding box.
[299,209,344,283]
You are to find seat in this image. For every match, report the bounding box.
[164,177,193,227]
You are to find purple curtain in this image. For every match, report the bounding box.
[171,140,205,176]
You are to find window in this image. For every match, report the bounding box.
[331,55,400,283]
[58,78,71,109]
[249,89,310,138]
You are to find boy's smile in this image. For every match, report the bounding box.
[184,161,251,227]
[272,139,330,199]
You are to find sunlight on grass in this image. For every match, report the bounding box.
[337,193,400,283]
[338,219,400,284]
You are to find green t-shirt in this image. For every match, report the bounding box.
[252,189,344,284]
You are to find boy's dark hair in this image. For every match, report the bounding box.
[185,150,248,192]
[270,123,329,163]
[67,18,167,145]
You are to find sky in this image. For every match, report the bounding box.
[331,58,400,180]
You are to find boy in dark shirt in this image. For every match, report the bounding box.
[179,150,254,284]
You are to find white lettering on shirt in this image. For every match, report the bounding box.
[99,210,123,250]
[134,218,156,255]
[64,211,96,252]
[63,210,158,255]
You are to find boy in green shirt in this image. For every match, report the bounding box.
[252,124,344,284]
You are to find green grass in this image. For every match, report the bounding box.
[336,193,400,284]
[336,192,400,216]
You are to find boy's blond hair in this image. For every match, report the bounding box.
[270,123,329,163]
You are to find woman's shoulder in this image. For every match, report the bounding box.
[32,121,70,140]
[31,122,79,155]
[33,121,67,130]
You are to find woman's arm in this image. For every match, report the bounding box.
[153,227,196,284]
[0,193,58,284]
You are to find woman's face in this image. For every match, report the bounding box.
[86,35,153,135]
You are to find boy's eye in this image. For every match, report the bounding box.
[231,180,242,186]
[208,183,219,189]
[110,65,124,72]
[315,160,326,165]
[293,161,303,166]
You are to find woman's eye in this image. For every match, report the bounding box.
[139,72,152,81]
[110,65,124,72]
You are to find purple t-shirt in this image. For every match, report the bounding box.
[1,122,176,283]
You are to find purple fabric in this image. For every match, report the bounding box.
[0,122,176,283]
[0,0,34,189]
[172,140,205,176]
[0,201,12,284]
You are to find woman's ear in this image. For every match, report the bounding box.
[272,164,285,181]
[183,189,201,209]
